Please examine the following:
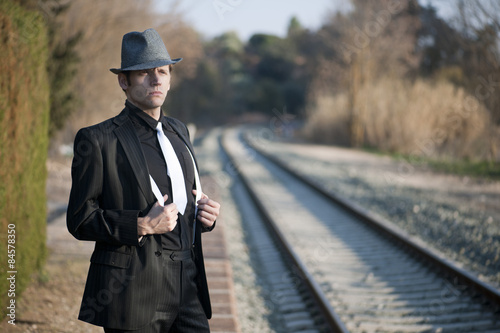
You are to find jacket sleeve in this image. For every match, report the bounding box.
[66,127,142,246]
[201,221,216,233]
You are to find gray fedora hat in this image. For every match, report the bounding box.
[110,28,182,74]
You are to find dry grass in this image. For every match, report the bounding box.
[302,77,497,161]
[302,93,351,147]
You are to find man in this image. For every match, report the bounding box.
[67,28,220,332]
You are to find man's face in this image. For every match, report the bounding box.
[119,66,171,112]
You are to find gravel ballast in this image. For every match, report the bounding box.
[249,132,500,290]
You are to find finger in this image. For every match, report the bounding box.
[197,205,219,220]
[199,199,220,211]
[163,203,177,217]
[197,197,212,206]
[156,194,168,206]
[193,189,209,199]
[192,189,205,197]
[170,207,179,217]
[166,220,177,232]
[164,209,178,223]
[165,202,177,213]
[163,213,178,223]
[197,203,216,215]
[197,213,215,226]
[208,199,220,209]
[169,214,179,223]
[197,210,213,220]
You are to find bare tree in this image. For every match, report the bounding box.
[313,0,422,147]
[52,0,203,145]
[451,0,500,159]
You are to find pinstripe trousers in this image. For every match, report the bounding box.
[104,254,210,333]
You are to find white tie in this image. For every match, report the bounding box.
[155,122,187,214]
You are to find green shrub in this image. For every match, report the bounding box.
[0,0,50,320]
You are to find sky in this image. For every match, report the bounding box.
[156,0,456,42]
[157,0,352,42]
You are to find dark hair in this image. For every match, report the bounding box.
[121,71,131,93]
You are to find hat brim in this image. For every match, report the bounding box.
[110,57,182,74]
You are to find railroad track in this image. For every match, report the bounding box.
[219,126,500,333]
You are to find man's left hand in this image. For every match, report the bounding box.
[193,190,220,228]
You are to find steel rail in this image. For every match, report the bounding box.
[219,131,350,333]
[242,131,500,309]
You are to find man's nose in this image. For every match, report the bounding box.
[150,71,161,85]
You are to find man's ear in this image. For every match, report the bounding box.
[118,73,128,91]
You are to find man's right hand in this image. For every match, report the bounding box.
[138,194,178,237]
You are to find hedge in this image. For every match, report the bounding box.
[0,0,50,320]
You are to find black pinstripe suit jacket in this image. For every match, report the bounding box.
[66,106,212,329]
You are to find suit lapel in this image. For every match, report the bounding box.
[167,118,203,243]
[111,112,199,207]
[113,112,155,203]
[167,119,199,168]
